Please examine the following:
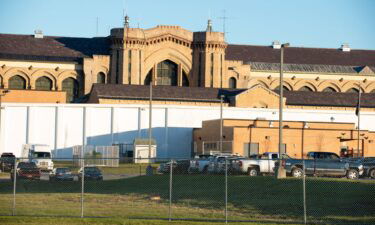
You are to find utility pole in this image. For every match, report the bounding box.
[357,83,361,157]
[220,95,224,153]
[276,43,289,179]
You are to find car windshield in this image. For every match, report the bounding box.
[84,167,100,173]
[18,162,37,169]
[56,168,70,173]
[32,152,51,159]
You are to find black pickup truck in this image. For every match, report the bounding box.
[279,152,364,179]
[0,153,15,172]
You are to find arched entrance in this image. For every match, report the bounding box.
[229,77,237,89]
[62,77,79,102]
[144,60,186,86]
[35,76,53,90]
[9,75,26,89]
[157,60,177,86]
[97,72,106,84]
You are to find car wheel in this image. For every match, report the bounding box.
[292,167,303,178]
[368,169,375,179]
[202,166,208,174]
[248,167,259,177]
[346,169,359,180]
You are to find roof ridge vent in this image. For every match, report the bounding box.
[272,41,281,49]
[34,30,43,38]
[341,43,350,52]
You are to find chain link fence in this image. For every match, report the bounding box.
[0,156,374,224]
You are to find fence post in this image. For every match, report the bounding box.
[81,157,85,218]
[303,159,307,224]
[12,157,17,216]
[169,159,173,222]
[225,158,228,224]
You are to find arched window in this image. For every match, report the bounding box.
[97,72,106,84]
[322,87,337,92]
[298,86,313,92]
[371,89,375,93]
[9,75,26,89]
[228,77,237,89]
[274,85,290,92]
[182,71,189,87]
[35,76,52,90]
[157,60,177,86]
[62,78,78,102]
[0,75,3,88]
[144,69,152,85]
[346,88,359,93]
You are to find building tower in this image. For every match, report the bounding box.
[192,20,226,88]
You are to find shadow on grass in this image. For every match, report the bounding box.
[0,175,374,224]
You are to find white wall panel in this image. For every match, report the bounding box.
[28,107,55,150]
[55,107,83,158]
[86,107,111,146]
[113,107,139,143]
[2,107,27,156]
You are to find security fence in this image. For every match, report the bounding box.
[0,156,374,225]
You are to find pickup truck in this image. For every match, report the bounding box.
[232,152,284,176]
[188,154,213,174]
[11,162,41,181]
[207,155,244,174]
[0,153,15,172]
[280,151,364,179]
[347,157,375,179]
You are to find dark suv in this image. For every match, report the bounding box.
[1,153,15,172]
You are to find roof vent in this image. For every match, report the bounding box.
[34,30,43,38]
[272,41,281,49]
[341,43,350,52]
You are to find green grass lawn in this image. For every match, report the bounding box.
[0,175,374,225]
[52,161,160,176]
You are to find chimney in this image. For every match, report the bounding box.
[34,30,43,38]
[206,19,213,32]
[272,41,281,49]
[341,43,350,52]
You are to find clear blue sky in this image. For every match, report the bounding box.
[1,0,375,49]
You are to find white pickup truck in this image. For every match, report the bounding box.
[188,154,214,173]
[189,153,239,174]
[232,152,281,176]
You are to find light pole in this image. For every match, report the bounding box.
[220,95,224,153]
[0,89,9,151]
[148,74,153,163]
[357,82,361,157]
[277,43,289,179]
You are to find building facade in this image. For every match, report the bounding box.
[1,17,375,103]
[193,119,375,158]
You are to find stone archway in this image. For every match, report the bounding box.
[144,47,192,86]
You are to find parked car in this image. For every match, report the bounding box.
[207,155,242,174]
[232,152,287,176]
[158,160,190,174]
[50,167,74,181]
[347,157,375,179]
[279,151,364,179]
[362,158,375,179]
[78,166,103,181]
[188,155,215,174]
[0,152,15,172]
[11,162,41,181]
